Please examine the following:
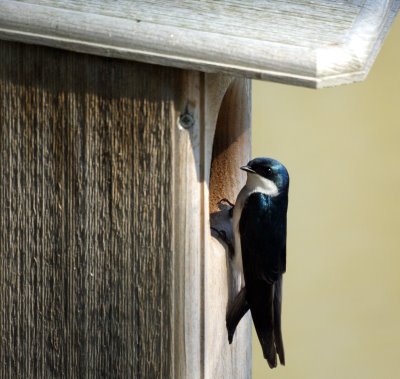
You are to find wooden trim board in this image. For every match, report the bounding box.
[0,0,399,88]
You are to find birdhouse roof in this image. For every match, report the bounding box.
[1,0,399,88]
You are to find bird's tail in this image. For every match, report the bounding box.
[248,280,284,368]
[273,276,285,365]
[226,287,250,343]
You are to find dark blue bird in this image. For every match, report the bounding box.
[227,157,289,368]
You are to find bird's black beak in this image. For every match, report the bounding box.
[240,165,255,173]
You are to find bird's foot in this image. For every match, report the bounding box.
[217,198,234,218]
[218,198,234,207]
[210,227,234,258]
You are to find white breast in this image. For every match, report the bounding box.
[232,173,279,287]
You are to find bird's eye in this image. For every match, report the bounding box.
[266,167,272,175]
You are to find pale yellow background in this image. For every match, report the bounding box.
[252,16,400,379]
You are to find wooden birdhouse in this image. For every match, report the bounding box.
[1,1,399,378]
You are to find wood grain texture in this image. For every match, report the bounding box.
[0,0,399,88]
[209,80,252,214]
[206,79,252,379]
[0,40,251,378]
[170,73,252,379]
[0,40,175,379]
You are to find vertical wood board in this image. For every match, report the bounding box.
[206,79,252,379]
[0,40,176,378]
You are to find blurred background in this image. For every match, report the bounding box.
[252,15,400,379]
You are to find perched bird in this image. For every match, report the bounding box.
[227,157,289,368]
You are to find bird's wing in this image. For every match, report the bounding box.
[239,192,286,367]
[239,192,286,283]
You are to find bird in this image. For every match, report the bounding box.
[227,157,289,369]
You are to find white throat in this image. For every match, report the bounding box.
[246,172,279,197]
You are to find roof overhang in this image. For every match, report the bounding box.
[0,0,399,88]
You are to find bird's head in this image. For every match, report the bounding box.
[241,157,289,196]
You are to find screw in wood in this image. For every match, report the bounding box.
[178,108,194,129]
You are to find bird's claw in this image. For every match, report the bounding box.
[218,198,235,207]
[217,198,234,217]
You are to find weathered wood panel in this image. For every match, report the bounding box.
[0,40,252,378]
[0,40,175,378]
[0,0,399,87]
